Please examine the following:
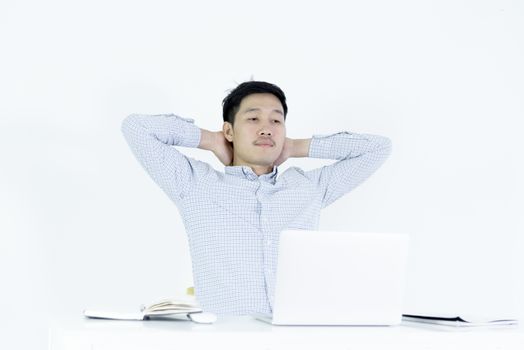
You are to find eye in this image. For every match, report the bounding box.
[248,117,258,121]
[273,120,281,124]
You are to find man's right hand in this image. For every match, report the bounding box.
[212,131,233,166]
[199,129,233,166]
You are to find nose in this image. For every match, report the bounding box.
[258,129,272,137]
[258,123,273,137]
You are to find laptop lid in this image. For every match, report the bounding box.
[271,230,409,325]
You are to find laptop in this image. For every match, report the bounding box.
[254,230,410,326]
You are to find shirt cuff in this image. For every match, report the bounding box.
[168,114,202,148]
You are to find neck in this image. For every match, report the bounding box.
[232,160,274,176]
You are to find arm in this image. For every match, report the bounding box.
[274,138,312,166]
[295,132,392,208]
[198,129,233,166]
[121,113,219,202]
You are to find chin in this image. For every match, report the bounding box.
[252,159,276,167]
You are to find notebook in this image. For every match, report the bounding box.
[254,230,410,326]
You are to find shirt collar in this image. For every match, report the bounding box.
[225,165,278,183]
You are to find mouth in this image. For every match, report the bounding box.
[254,139,275,148]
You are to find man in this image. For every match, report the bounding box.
[121,81,392,316]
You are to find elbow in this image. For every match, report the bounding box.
[121,114,141,138]
[383,136,392,155]
[375,135,392,157]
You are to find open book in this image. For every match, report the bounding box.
[402,314,519,327]
[84,298,203,321]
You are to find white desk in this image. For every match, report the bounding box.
[49,316,523,350]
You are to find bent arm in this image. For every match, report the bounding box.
[304,131,392,208]
[121,113,210,202]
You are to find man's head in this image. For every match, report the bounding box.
[222,81,288,125]
[221,81,288,171]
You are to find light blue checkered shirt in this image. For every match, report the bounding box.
[121,113,391,315]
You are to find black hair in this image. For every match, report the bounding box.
[222,81,288,125]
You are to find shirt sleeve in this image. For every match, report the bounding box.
[121,113,212,202]
[304,131,392,208]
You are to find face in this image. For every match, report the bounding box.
[223,93,286,168]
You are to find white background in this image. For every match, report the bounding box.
[1,0,523,348]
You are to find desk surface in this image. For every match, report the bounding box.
[49,316,523,350]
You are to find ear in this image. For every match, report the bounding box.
[223,122,234,143]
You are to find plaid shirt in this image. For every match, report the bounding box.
[122,113,391,315]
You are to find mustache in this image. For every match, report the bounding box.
[253,137,275,146]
